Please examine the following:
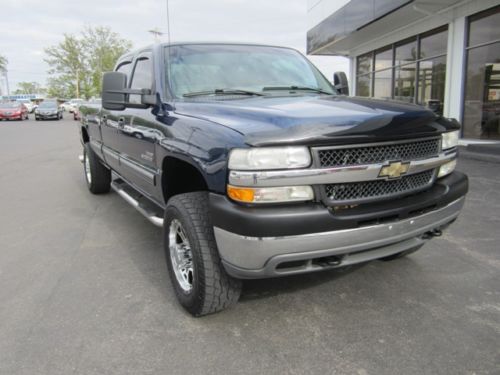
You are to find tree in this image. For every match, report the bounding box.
[13,81,43,95]
[81,26,132,96]
[45,34,87,99]
[0,54,7,73]
[44,26,132,99]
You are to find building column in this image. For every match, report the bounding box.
[443,16,466,123]
[349,57,356,96]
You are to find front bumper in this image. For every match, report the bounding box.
[0,114,22,120]
[36,113,59,119]
[211,171,468,279]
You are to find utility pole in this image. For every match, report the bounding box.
[76,68,80,99]
[5,70,9,97]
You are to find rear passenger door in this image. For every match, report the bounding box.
[116,51,158,195]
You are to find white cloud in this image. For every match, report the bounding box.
[0,0,348,92]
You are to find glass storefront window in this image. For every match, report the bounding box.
[395,38,417,66]
[374,69,392,99]
[355,26,447,108]
[463,42,500,139]
[356,73,371,97]
[468,7,500,47]
[417,56,447,115]
[394,64,416,103]
[420,28,448,59]
[375,48,392,71]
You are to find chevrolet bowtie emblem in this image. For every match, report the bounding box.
[378,161,410,179]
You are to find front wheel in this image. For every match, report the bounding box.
[164,192,242,316]
[83,143,111,194]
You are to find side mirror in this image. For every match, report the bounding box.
[102,72,127,111]
[333,71,349,96]
[102,72,156,111]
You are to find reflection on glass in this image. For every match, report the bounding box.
[395,38,417,66]
[468,6,500,47]
[394,64,416,103]
[356,74,371,97]
[374,69,392,99]
[417,56,446,114]
[420,28,448,59]
[375,48,392,71]
[463,42,500,139]
[357,53,373,75]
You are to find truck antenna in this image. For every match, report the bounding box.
[166,0,174,104]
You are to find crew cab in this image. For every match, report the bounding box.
[78,43,468,316]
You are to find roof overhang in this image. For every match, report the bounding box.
[307,0,464,56]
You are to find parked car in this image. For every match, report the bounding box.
[60,101,72,112]
[0,102,29,121]
[35,101,63,120]
[78,42,468,316]
[16,99,35,113]
[68,99,84,113]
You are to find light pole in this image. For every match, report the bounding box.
[148,28,164,42]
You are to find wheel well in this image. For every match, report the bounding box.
[161,157,208,202]
[81,127,89,143]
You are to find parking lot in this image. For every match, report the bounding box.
[0,116,499,375]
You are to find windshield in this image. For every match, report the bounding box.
[165,44,335,98]
[39,101,58,109]
[0,102,21,109]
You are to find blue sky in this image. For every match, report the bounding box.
[0,0,348,92]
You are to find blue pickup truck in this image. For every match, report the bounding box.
[78,42,468,316]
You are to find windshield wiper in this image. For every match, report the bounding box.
[262,86,333,95]
[183,89,264,97]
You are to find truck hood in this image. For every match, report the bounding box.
[173,95,454,146]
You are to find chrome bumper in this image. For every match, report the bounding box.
[214,197,465,279]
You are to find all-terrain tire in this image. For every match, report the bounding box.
[83,143,111,194]
[164,192,242,316]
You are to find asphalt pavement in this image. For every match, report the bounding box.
[0,115,499,375]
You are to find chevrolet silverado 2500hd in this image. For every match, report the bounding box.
[78,43,468,316]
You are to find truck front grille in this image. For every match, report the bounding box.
[318,138,440,168]
[324,169,435,204]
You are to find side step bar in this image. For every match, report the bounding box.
[111,179,164,227]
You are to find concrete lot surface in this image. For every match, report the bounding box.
[0,117,499,374]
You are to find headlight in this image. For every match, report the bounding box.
[438,159,457,178]
[227,185,314,203]
[441,130,459,150]
[229,147,311,170]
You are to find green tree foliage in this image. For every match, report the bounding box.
[13,81,43,95]
[44,26,132,99]
[82,26,132,96]
[0,54,7,73]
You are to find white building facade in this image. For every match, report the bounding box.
[307,0,500,140]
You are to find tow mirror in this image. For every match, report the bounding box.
[102,72,156,110]
[102,72,127,111]
[333,71,349,96]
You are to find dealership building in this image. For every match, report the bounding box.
[308,0,500,141]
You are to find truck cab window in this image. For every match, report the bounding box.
[116,61,132,83]
[130,55,153,104]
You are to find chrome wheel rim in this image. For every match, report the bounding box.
[84,152,91,184]
[169,219,194,292]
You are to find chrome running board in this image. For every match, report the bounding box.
[111,179,164,227]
